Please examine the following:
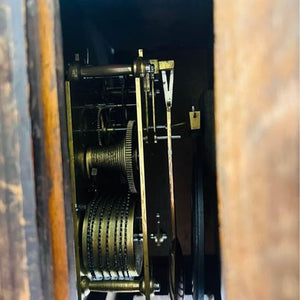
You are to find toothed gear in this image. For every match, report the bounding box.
[86,196,100,279]
[125,120,138,193]
[81,194,143,280]
[85,120,138,193]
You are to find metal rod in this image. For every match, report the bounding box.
[89,280,140,293]
[81,64,132,78]
[72,125,169,134]
[80,277,160,295]
[135,77,151,300]
[144,89,149,138]
[105,86,134,91]
[149,125,166,130]
[73,128,126,133]
[156,135,181,140]
[108,90,136,95]
[71,103,136,109]
[162,69,177,240]
[167,107,176,240]
[166,105,177,300]
[151,78,157,142]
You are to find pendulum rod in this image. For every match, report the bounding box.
[166,106,176,239]
[162,69,176,240]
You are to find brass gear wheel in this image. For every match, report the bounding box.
[85,120,138,193]
[81,193,143,280]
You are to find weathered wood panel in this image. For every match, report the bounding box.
[0,1,42,299]
[52,0,79,298]
[36,0,72,299]
[0,1,77,299]
[214,0,299,299]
